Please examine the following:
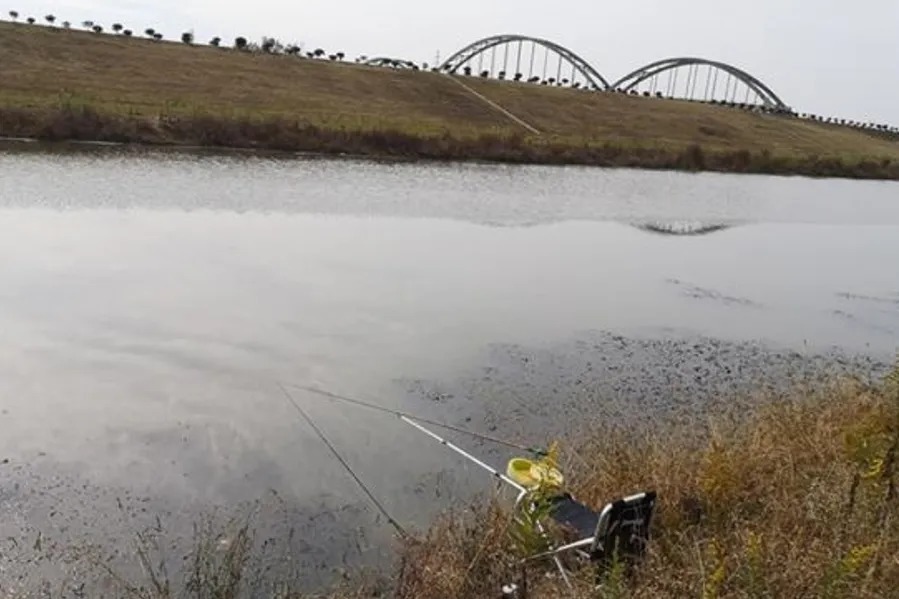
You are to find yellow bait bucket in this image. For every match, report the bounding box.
[507,457,564,490]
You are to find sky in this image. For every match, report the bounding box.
[10,0,899,124]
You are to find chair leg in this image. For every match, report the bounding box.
[534,518,573,589]
[552,554,573,589]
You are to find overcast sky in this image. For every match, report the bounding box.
[11,0,899,124]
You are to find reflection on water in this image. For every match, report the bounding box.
[1,147,898,589]
[634,221,736,236]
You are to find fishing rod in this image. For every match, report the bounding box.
[399,409,572,590]
[277,383,410,540]
[278,382,571,586]
[399,415,526,493]
[283,382,549,457]
[277,382,529,540]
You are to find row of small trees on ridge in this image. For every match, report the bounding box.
[8,10,165,38]
[4,10,349,59]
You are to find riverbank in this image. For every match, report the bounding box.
[2,21,898,179]
[3,105,898,180]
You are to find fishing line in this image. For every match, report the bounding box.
[283,382,547,455]
[277,382,409,540]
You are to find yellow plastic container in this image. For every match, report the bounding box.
[507,457,564,490]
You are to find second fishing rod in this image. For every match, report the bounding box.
[282,382,550,456]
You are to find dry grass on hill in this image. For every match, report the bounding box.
[464,78,899,160]
[0,21,507,137]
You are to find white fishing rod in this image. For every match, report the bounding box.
[399,415,526,494]
[400,411,572,590]
[280,382,572,588]
[400,414,573,587]
[278,382,527,538]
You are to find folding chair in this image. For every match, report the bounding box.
[541,490,657,566]
[399,416,655,588]
[501,490,655,595]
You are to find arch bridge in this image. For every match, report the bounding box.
[437,35,788,109]
[611,58,788,109]
[440,34,611,90]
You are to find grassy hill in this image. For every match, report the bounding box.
[1,20,898,179]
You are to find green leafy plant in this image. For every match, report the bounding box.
[507,489,555,559]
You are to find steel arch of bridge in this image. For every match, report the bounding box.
[440,34,612,90]
[611,57,788,109]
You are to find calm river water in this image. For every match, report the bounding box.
[1,147,897,591]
